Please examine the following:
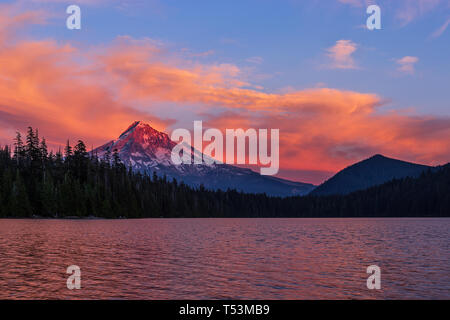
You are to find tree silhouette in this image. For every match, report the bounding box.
[0,127,449,219]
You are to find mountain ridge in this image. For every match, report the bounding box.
[92,121,316,197]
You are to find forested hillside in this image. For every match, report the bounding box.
[0,127,449,218]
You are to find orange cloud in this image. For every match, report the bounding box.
[203,98,450,181]
[0,9,171,150]
[0,6,449,184]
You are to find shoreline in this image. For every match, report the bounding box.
[0,216,448,220]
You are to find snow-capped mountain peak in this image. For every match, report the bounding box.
[117,121,175,149]
[92,121,316,196]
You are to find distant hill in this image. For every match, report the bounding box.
[310,154,432,196]
[290,162,450,217]
[308,162,450,217]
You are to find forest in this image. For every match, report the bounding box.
[0,127,449,218]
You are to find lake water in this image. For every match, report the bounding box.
[0,218,448,299]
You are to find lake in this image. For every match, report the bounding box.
[0,218,448,299]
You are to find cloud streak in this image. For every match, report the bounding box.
[396,56,419,75]
[431,18,450,38]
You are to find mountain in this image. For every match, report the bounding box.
[92,121,316,197]
[310,154,432,196]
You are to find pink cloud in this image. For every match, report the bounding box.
[396,56,419,75]
[325,40,359,70]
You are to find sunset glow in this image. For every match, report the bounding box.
[1,1,449,184]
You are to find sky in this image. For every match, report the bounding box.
[0,0,449,184]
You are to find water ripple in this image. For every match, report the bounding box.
[0,218,449,299]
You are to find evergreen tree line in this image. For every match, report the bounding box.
[0,127,449,218]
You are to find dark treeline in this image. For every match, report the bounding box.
[0,127,449,218]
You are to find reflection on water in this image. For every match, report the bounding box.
[0,218,448,299]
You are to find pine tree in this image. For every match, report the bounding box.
[56,148,63,164]
[26,126,39,161]
[40,138,48,160]
[13,131,24,165]
[64,140,73,159]
[74,140,87,157]
[73,140,88,182]
[34,128,40,155]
